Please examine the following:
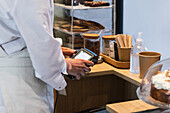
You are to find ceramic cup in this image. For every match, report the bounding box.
[139,51,161,79]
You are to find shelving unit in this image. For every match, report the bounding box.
[53,0,114,49]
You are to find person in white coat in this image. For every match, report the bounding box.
[0,0,94,113]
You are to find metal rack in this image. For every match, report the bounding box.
[53,0,114,49]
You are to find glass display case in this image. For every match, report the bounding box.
[137,58,170,110]
[53,0,115,52]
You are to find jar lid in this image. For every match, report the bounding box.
[102,35,116,40]
[82,33,99,39]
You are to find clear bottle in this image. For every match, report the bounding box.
[130,32,147,74]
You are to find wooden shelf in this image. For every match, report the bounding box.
[54,3,113,10]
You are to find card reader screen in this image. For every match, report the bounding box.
[74,51,92,60]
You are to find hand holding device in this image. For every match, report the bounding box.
[65,48,98,80]
[65,58,94,80]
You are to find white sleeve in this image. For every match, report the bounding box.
[11,0,67,90]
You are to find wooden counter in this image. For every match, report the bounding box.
[55,62,142,113]
[88,62,142,86]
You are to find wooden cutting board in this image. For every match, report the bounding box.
[106,100,160,113]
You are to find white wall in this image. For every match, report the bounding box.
[123,0,170,59]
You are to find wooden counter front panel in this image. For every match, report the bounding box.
[55,75,138,113]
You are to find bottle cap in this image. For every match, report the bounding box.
[136,32,143,44]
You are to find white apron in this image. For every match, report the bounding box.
[0,47,54,113]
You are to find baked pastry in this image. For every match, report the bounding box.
[84,1,110,7]
[54,17,104,33]
[60,24,71,29]
[55,20,68,25]
[65,25,89,32]
[151,70,170,104]
[84,1,93,6]
[73,25,85,29]
[97,1,110,6]
[53,20,69,27]
[73,28,88,32]
[80,0,93,5]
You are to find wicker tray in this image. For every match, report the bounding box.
[101,53,130,69]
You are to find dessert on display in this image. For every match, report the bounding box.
[136,59,170,109]
[54,17,104,33]
[151,70,170,104]
[84,1,110,7]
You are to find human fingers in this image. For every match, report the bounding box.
[79,69,86,76]
[61,47,66,50]
[62,47,75,51]
[64,50,75,55]
[84,67,91,72]
[74,59,92,71]
[72,67,85,78]
[75,62,91,72]
[62,49,76,56]
[61,47,70,50]
[75,74,81,80]
[80,59,94,66]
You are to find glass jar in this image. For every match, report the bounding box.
[102,35,116,59]
[82,33,100,57]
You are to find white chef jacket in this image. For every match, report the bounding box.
[0,0,67,90]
